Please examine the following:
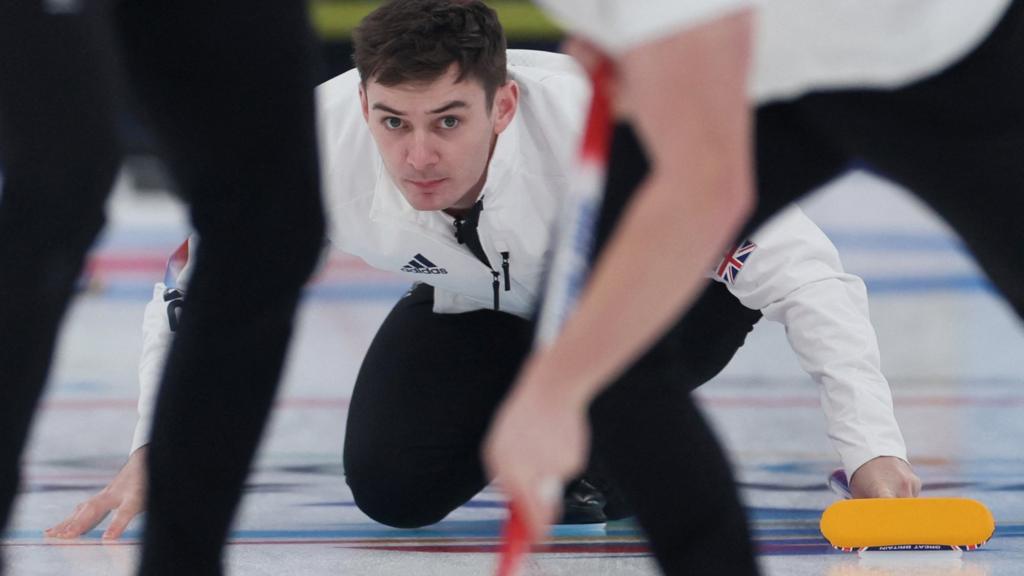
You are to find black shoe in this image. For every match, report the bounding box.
[602,492,635,522]
[558,478,607,524]
[586,475,635,522]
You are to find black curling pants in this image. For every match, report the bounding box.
[582,124,763,576]
[345,260,761,575]
[0,2,325,575]
[747,0,1024,317]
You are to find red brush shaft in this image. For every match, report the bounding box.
[496,502,529,576]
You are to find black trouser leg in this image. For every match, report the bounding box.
[0,0,121,555]
[584,277,763,521]
[744,103,851,238]
[111,2,325,574]
[591,349,760,576]
[799,0,1024,319]
[583,125,761,575]
[344,284,534,528]
[345,278,760,532]
[750,0,1024,320]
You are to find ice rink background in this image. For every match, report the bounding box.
[3,169,1024,575]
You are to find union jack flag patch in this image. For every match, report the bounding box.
[715,240,757,284]
[164,239,190,290]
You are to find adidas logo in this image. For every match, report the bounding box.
[401,253,448,275]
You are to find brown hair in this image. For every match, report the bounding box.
[353,0,508,108]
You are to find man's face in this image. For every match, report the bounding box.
[360,64,517,213]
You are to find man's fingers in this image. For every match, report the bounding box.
[54,499,113,538]
[508,495,543,546]
[45,505,81,535]
[874,486,896,499]
[44,517,73,537]
[50,491,118,537]
[894,472,922,498]
[529,478,561,540]
[102,502,141,540]
[45,502,88,535]
[46,493,139,540]
[506,476,562,545]
[63,501,111,537]
[45,455,149,539]
[848,456,922,499]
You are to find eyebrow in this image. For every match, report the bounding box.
[370,100,470,116]
[428,100,469,115]
[371,103,406,116]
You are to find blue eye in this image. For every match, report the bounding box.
[384,117,403,129]
[440,116,460,129]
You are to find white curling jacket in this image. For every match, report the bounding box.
[130,51,906,477]
[319,50,589,318]
[536,0,1013,103]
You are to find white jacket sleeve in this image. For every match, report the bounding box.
[129,238,193,454]
[717,206,908,476]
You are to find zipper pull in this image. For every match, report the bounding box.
[492,271,501,310]
[453,218,465,244]
[501,251,511,291]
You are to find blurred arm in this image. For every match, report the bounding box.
[485,9,756,540]
[530,8,756,404]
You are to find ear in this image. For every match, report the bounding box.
[492,80,519,135]
[359,83,370,122]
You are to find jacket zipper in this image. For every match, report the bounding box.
[491,271,500,310]
[501,251,511,291]
[454,197,505,311]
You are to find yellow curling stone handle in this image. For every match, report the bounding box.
[820,498,995,549]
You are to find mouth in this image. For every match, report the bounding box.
[406,178,447,191]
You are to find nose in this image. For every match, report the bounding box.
[406,132,439,172]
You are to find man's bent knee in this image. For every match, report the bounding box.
[345,472,453,529]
